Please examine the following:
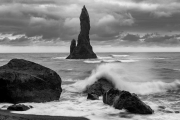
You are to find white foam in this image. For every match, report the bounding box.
[9,97,122,120]
[66,63,180,95]
[84,60,102,64]
[98,56,113,60]
[52,57,66,60]
[3,94,180,120]
[5,99,180,120]
[0,103,13,110]
[120,59,138,63]
[111,55,129,58]
[102,60,120,63]
[133,113,180,120]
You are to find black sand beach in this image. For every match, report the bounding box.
[0,110,89,120]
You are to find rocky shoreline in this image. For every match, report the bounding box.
[0,110,89,120]
[0,58,154,119]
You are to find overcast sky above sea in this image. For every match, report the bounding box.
[0,0,180,52]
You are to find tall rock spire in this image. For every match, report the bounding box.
[66,5,97,59]
[78,5,90,45]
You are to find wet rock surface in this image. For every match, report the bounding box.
[7,104,33,111]
[86,78,114,96]
[87,93,99,100]
[86,78,154,114]
[104,89,154,114]
[0,59,62,103]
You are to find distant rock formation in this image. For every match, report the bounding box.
[66,5,97,59]
[0,59,62,103]
[70,39,76,54]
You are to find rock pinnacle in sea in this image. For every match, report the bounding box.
[66,5,97,59]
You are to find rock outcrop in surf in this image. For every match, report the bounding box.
[86,78,154,114]
[66,5,97,59]
[0,59,62,103]
[86,78,113,97]
[103,89,154,114]
[7,104,33,111]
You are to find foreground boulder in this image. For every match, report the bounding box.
[0,59,62,103]
[66,5,97,59]
[103,89,154,114]
[7,104,33,111]
[86,78,114,96]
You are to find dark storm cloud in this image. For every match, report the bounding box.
[0,2,81,40]
[114,33,180,47]
[0,36,32,46]
[122,34,140,41]
[0,0,180,46]
[0,0,56,4]
[143,34,180,46]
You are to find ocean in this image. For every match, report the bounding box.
[1,52,180,120]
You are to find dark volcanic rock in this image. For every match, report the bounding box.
[66,5,97,59]
[175,111,180,113]
[103,88,120,105]
[87,93,99,100]
[7,104,33,111]
[86,78,153,114]
[0,59,62,103]
[103,89,154,114]
[86,78,114,96]
[70,39,76,54]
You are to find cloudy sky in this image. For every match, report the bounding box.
[0,0,180,52]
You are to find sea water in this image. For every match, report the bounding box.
[1,52,180,120]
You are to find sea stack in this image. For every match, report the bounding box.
[66,5,97,59]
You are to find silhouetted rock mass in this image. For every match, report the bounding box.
[70,39,76,54]
[86,78,154,114]
[103,89,154,114]
[87,78,114,96]
[66,5,97,59]
[0,59,62,103]
[7,104,33,111]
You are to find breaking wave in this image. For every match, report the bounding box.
[84,60,102,64]
[97,56,112,59]
[111,54,129,58]
[66,62,180,95]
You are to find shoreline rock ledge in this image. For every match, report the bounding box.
[66,5,97,59]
